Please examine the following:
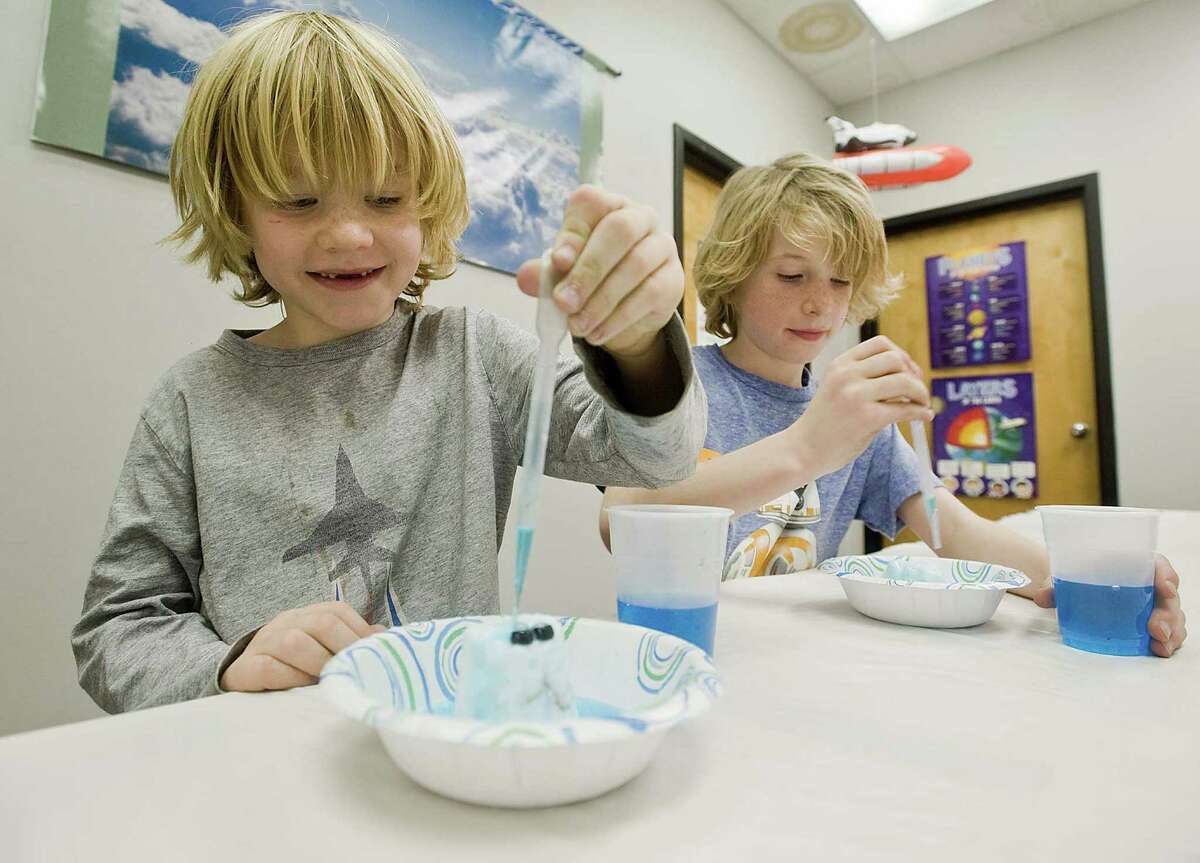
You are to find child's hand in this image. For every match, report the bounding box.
[1034,555,1187,658]
[220,601,385,692]
[789,335,933,478]
[516,185,683,358]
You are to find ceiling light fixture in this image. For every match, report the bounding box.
[853,0,995,41]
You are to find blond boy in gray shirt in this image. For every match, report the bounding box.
[73,11,705,713]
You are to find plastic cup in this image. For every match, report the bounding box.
[1038,505,1160,656]
[607,505,733,655]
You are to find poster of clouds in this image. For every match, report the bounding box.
[33,0,609,274]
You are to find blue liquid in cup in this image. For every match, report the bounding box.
[1053,577,1154,656]
[616,597,717,655]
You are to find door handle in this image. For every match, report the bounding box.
[1070,422,1090,439]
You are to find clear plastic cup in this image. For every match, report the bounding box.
[607,505,733,655]
[1038,505,1160,656]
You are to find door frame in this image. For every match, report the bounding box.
[672,125,742,335]
[672,124,741,260]
[860,174,1118,551]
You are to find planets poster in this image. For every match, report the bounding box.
[931,373,1038,501]
[925,242,1031,368]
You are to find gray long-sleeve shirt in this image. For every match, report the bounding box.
[73,303,705,713]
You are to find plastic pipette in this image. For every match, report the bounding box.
[511,250,569,617]
[909,419,942,550]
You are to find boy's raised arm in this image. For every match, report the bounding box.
[598,335,934,547]
[515,186,689,417]
[900,488,1051,599]
[598,429,818,549]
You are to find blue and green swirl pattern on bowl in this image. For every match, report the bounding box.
[320,616,722,748]
[818,555,1030,591]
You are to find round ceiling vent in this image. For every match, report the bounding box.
[778,2,863,53]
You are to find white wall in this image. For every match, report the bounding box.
[841,0,1199,511]
[0,0,832,735]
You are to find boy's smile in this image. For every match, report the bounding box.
[785,327,830,343]
[307,266,388,292]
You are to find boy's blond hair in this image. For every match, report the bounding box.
[167,11,469,306]
[694,152,900,338]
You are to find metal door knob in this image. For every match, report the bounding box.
[1070,422,1090,438]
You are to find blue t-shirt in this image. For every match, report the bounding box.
[693,344,928,574]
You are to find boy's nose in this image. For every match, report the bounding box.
[802,280,837,315]
[802,290,828,316]
[317,214,374,251]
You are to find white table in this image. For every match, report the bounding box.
[4,512,1197,862]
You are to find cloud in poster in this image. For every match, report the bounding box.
[120,0,226,65]
[110,65,190,148]
[448,103,579,269]
[392,36,472,93]
[493,14,579,111]
[435,89,509,124]
[108,143,172,173]
[243,0,363,18]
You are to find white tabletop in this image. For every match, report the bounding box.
[4,511,1198,862]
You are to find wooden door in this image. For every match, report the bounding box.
[880,197,1103,541]
[680,164,725,343]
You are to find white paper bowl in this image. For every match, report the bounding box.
[818,555,1031,628]
[319,615,721,808]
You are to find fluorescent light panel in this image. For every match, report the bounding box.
[854,0,996,41]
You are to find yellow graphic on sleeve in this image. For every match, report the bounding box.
[699,446,823,580]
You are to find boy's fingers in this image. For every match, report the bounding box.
[515,257,543,297]
[1150,638,1175,658]
[270,629,335,678]
[878,402,935,428]
[570,233,675,338]
[855,350,910,380]
[582,267,670,348]
[245,653,318,691]
[1149,621,1185,657]
[554,204,656,315]
[865,372,930,406]
[324,601,378,639]
[1148,609,1173,643]
[847,336,924,381]
[1154,555,1181,597]
[301,613,364,656]
[1032,583,1056,609]
[554,185,627,262]
[1153,590,1181,617]
[846,334,901,361]
[1148,599,1185,657]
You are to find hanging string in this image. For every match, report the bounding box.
[870,37,879,123]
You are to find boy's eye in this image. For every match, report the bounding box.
[779,272,805,282]
[831,278,852,288]
[370,196,405,207]
[276,198,317,211]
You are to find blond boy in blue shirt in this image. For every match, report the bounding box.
[601,153,1185,658]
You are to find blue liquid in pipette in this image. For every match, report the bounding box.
[513,525,535,608]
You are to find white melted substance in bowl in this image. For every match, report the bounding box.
[453,614,577,721]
